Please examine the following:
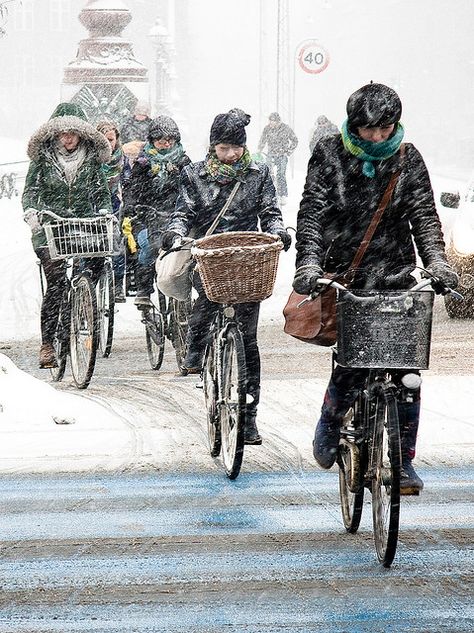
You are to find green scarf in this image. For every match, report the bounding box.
[205,147,252,184]
[102,146,124,196]
[137,141,185,190]
[341,120,404,178]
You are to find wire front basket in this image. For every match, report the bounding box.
[43,215,115,260]
[192,231,283,304]
[336,290,434,369]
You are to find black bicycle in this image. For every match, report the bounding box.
[138,286,193,372]
[312,276,462,567]
[40,210,116,389]
[203,303,247,479]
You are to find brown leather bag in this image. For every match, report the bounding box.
[283,146,405,346]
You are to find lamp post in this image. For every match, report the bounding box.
[149,18,170,115]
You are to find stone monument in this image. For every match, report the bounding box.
[61,0,149,125]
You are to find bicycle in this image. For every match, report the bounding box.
[39,210,116,389]
[309,276,462,566]
[138,284,193,372]
[193,231,283,479]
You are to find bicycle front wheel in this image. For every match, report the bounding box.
[371,390,401,567]
[169,296,192,373]
[96,262,115,358]
[203,337,221,457]
[145,306,165,370]
[220,326,246,480]
[70,274,99,389]
[338,401,365,533]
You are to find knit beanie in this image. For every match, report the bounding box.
[346,83,402,131]
[209,113,247,146]
[148,115,181,142]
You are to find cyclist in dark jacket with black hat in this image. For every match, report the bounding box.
[293,82,458,494]
[162,111,291,444]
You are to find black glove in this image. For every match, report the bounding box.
[425,260,459,291]
[274,229,292,251]
[161,230,182,251]
[292,264,324,295]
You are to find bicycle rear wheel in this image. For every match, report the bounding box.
[69,274,99,389]
[169,296,192,373]
[203,337,221,457]
[338,401,365,533]
[220,325,246,479]
[97,261,115,358]
[50,289,69,382]
[371,389,401,567]
[144,306,165,370]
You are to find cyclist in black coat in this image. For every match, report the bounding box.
[123,115,191,305]
[162,111,291,445]
[293,83,458,494]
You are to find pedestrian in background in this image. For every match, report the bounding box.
[309,115,339,153]
[257,112,298,206]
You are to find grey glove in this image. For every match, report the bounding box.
[292,264,324,295]
[274,229,292,252]
[426,260,459,290]
[23,208,42,234]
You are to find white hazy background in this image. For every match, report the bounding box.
[0,0,473,177]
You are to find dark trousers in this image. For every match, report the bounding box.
[266,154,288,197]
[321,364,421,460]
[186,273,261,414]
[36,247,104,345]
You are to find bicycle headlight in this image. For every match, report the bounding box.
[401,373,422,390]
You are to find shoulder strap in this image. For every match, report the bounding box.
[205,180,241,237]
[348,143,406,277]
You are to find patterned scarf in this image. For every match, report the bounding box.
[341,119,405,178]
[102,146,125,197]
[136,141,185,191]
[205,147,252,184]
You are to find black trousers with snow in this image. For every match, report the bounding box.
[185,272,261,416]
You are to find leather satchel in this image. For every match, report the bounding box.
[283,145,405,346]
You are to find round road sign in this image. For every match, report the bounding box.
[298,40,330,74]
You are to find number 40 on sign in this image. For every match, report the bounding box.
[298,40,330,74]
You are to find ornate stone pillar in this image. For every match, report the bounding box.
[61,0,149,125]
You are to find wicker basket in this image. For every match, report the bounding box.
[192,231,283,304]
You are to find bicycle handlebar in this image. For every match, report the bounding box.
[40,210,116,223]
[298,277,463,307]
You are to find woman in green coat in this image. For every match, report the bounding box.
[22,102,112,368]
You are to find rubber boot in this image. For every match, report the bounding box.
[398,400,424,495]
[244,409,262,445]
[313,415,341,469]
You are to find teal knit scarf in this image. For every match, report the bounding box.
[137,142,185,190]
[341,119,404,178]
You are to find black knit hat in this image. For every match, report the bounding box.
[209,113,247,146]
[346,83,402,131]
[148,115,181,143]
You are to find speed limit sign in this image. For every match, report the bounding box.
[298,40,330,74]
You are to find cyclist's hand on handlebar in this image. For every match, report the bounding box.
[424,260,459,294]
[161,229,182,251]
[293,264,324,295]
[274,228,292,251]
[23,208,42,234]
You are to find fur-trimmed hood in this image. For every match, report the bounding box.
[27,115,111,163]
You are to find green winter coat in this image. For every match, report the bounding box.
[22,103,112,248]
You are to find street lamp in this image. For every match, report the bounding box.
[149,18,169,115]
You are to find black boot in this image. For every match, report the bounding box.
[399,401,424,495]
[244,412,262,445]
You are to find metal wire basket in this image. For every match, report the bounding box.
[192,231,283,304]
[336,290,434,369]
[43,215,115,260]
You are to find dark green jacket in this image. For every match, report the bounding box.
[22,109,112,248]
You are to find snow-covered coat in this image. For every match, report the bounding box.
[167,159,285,239]
[258,122,298,157]
[295,136,448,289]
[23,113,112,248]
[120,117,151,144]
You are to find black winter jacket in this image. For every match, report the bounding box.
[295,136,448,289]
[167,160,285,238]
